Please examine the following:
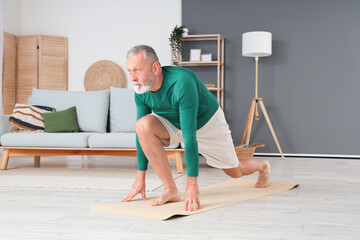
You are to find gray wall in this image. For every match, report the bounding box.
[182,0,360,155]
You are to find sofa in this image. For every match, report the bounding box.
[0,87,184,173]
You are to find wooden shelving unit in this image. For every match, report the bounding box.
[178,61,222,67]
[171,34,225,109]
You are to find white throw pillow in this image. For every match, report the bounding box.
[9,103,56,132]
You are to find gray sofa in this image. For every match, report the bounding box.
[0,87,184,172]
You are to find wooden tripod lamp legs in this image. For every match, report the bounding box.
[241,98,285,160]
[240,99,257,145]
[258,100,285,160]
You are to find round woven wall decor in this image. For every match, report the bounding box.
[84,60,125,91]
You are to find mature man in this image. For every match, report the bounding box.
[122,45,270,211]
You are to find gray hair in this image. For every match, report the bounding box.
[126,45,160,65]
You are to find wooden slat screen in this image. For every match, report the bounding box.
[2,32,17,114]
[16,35,39,104]
[38,35,68,90]
[3,34,68,111]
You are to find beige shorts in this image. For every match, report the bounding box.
[151,107,239,169]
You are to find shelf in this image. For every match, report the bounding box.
[178,61,223,67]
[182,34,224,41]
[207,87,223,91]
[171,33,225,109]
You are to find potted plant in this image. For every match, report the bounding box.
[169,25,186,66]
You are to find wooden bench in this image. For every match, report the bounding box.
[0,147,185,173]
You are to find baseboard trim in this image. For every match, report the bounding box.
[254,152,360,159]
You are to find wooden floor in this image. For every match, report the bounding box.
[0,155,359,240]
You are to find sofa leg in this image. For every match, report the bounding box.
[1,149,10,170]
[34,156,40,167]
[174,152,183,174]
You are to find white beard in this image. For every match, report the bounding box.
[134,83,152,94]
[133,75,154,94]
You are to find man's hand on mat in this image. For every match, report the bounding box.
[121,170,146,202]
[184,176,201,211]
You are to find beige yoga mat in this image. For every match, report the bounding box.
[91,178,298,220]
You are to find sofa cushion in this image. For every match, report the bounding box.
[88,133,179,149]
[28,88,109,133]
[0,132,94,148]
[0,115,10,143]
[43,106,79,133]
[88,133,137,148]
[109,87,137,132]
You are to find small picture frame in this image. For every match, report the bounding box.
[201,53,212,62]
[190,49,202,61]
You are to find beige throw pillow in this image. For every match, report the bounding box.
[9,104,56,133]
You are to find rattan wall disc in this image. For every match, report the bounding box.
[84,60,125,91]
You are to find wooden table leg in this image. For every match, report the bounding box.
[174,152,183,174]
[1,149,10,170]
[34,156,40,167]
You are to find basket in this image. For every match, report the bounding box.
[234,143,265,159]
[84,60,125,91]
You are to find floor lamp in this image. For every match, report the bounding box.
[241,31,285,160]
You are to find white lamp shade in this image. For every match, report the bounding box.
[242,31,272,57]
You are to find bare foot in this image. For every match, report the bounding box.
[255,161,270,188]
[150,189,181,206]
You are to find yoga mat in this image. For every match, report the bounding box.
[90,178,299,220]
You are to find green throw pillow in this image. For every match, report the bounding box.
[42,106,79,133]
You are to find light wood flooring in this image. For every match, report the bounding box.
[0,155,359,240]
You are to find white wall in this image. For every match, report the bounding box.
[3,0,18,35]
[3,0,182,90]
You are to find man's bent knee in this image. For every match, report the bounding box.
[136,115,156,136]
[223,167,243,178]
[136,115,171,143]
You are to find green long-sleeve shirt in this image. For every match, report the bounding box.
[135,66,219,176]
